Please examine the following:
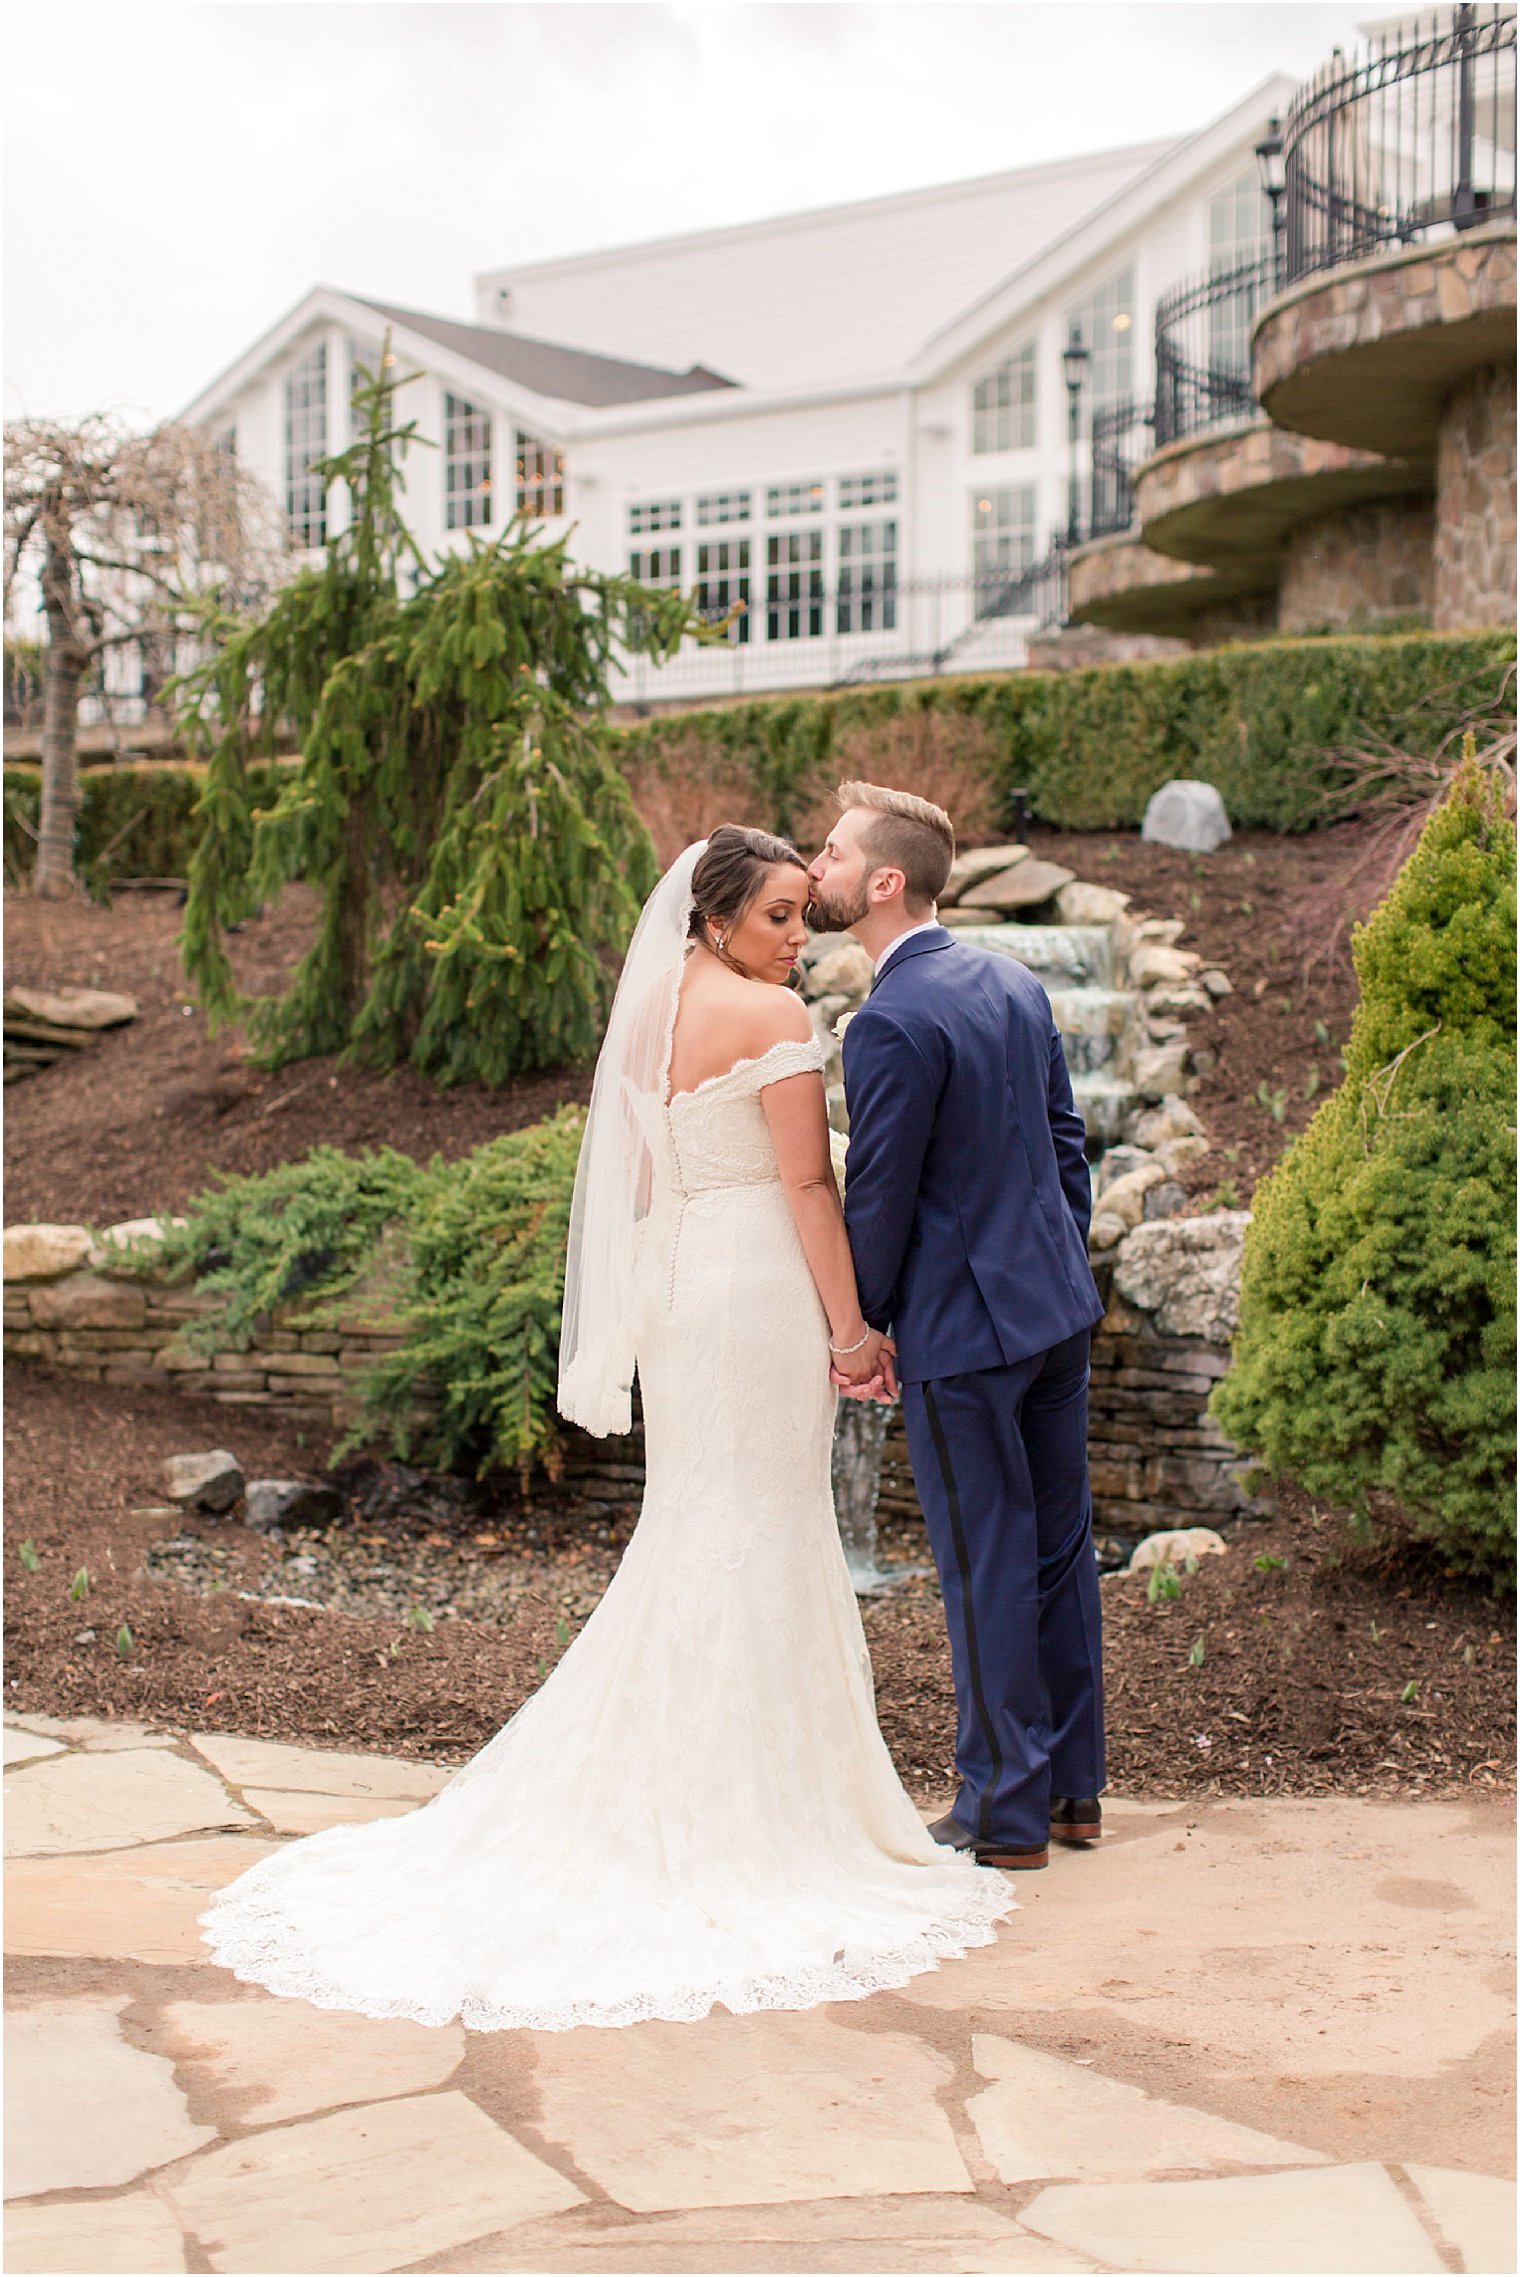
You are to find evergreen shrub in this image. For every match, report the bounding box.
[614,630,1514,836]
[4,760,295,891]
[1212,760,1517,1586]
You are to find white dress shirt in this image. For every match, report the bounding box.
[873,918,942,980]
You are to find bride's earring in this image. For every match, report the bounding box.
[711,927,747,979]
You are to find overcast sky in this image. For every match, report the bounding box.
[5,0,1373,426]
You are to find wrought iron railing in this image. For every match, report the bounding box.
[1153,253,1273,448]
[1282,3,1517,285]
[1089,398,1157,535]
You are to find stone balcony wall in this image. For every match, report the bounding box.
[1278,497,1437,632]
[1434,361,1517,630]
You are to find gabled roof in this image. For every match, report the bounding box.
[352,298,736,408]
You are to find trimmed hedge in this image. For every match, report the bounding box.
[4,760,296,892]
[614,630,1516,837]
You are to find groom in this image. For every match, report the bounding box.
[807,781,1106,1871]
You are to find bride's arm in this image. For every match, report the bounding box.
[761,1068,888,1389]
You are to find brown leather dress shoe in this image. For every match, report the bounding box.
[927,1811,1048,1870]
[1050,1796,1102,1846]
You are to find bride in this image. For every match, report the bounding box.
[201,827,1014,2030]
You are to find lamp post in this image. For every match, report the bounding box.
[1255,115,1286,287]
[1062,329,1089,549]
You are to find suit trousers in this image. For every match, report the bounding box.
[902,1331,1105,1849]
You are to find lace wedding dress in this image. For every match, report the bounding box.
[200,1032,1013,2031]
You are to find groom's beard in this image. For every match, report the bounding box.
[806,880,871,935]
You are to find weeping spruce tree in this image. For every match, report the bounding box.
[177,353,695,1082]
[1213,757,1516,1586]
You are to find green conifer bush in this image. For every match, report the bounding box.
[1213,760,1517,1585]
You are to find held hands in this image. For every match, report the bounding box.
[830,1328,898,1404]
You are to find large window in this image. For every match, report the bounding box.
[1208,172,1272,378]
[971,341,1037,454]
[836,520,896,634]
[629,499,681,534]
[696,490,751,526]
[444,393,492,530]
[696,537,751,641]
[516,431,564,519]
[838,470,897,509]
[766,530,823,640]
[629,545,682,590]
[972,485,1036,613]
[1066,269,1134,422]
[283,343,328,546]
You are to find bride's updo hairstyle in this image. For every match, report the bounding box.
[687,825,807,951]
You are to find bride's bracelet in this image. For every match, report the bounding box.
[829,1326,873,1356]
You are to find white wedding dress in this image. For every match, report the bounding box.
[200,1031,1013,2030]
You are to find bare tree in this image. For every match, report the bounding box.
[3,416,284,897]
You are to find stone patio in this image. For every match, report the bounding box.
[4,1712,1514,2275]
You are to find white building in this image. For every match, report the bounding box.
[183,77,1292,706]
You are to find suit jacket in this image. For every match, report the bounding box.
[841,926,1104,1383]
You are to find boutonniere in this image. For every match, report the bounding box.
[833,1009,856,1042]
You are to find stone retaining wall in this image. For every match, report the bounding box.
[1435,361,1517,631]
[1277,497,1436,632]
[5,1215,1260,1542]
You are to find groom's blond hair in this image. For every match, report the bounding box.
[835,781,955,912]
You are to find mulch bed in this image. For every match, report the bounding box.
[7,1365,1512,1801]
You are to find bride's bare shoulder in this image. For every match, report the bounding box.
[742,983,814,1051]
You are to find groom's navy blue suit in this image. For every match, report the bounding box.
[842,925,1107,1849]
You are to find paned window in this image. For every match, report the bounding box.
[516,431,565,519]
[629,499,682,534]
[836,520,897,634]
[1208,172,1272,377]
[837,470,897,510]
[445,393,492,529]
[696,490,751,526]
[696,537,751,642]
[629,545,683,589]
[766,530,823,640]
[283,342,328,546]
[766,480,825,518]
[971,341,1037,454]
[971,486,1037,614]
[1065,269,1135,423]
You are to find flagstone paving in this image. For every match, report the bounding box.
[4,1712,1514,2276]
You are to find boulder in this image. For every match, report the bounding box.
[1141,780,1232,853]
[1199,967,1233,998]
[1132,1041,1192,1100]
[803,940,874,1003]
[1142,1179,1188,1221]
[90,1217,187,1274]
[1127,1097,1205,1149]
[1127,1526,1228,1573]
[1095,1145,1155,1195]
[1156,1133,1212,1173]
[945,845,1027,901]
[939,904,994,928]
[162,1450,245,1514]
[29,1275,147,1330]
[243,1480,343,1534]
[5,985,138,1029]
[1091,1162,1168,1232]
[961,857,1076,913]
[1132,918,1186,946]
[1127,942,1203,990]
[1087,1210,1129,1252]
[3,1225,93,1283]
[1113,1212,1251,1343]
[1145,987,1214,1018]
[1054,881,1131,927]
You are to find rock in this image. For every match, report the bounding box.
[1128,943,1203,990]
[1132,1041,1192,1100]
[1141,779,1232,853]
[3,1224,93,1282]
[1091,1163,1168,1232]
[1128,1526,1228,1572]
[1156,1133,1212,1173]
[30,1275,148,1330]
[803,940,873,1002]
[5,984,138,1029]
[243,1480,342,1534]
[1127,1097,1206,1148]
[961,857,1076,913]
[939,904,994,928]
[1200,967,1233,998]
[162,1451,245,1514]
[1054,881,1131,926]
[1087,1211,1128,1252]
[1113,1212,1251,1342]
[90,1217,186,1273]
[1132,918,1187,945]
[1094,1145,1155,1195]
[945,845,1027,901]
[1146,987,1214,1018]
[1142,1180,1188,1221]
